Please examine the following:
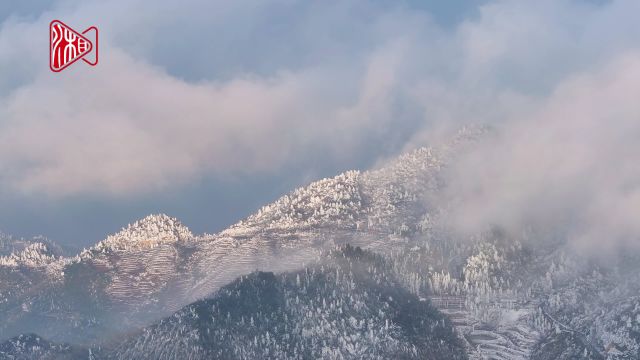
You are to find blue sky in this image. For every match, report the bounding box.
[0,0,639,250]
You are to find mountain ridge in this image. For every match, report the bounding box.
[1,126,638,359]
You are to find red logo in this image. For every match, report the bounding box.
[50,20,98,72]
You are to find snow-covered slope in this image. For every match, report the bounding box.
[0,242,59,268]
[87,214,194,253]
[224,171,363,237]
[104,247,468,360]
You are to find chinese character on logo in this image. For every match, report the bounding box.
[50,20,98,72]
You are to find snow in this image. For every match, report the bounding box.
[0,242,59,268]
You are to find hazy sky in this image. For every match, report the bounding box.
[0,0,638,251]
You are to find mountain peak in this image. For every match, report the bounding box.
[134,213,180,227]
[92,214,194,252]
[0,242,58,268]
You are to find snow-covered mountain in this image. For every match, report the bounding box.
[104,246,467,360]
[88,214,194,253]
[0,126,638,359]
[0,242,60,268]
[0,127,472,345]
[0,232,66,259]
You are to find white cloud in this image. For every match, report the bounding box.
[0,0,432,196]
[0,32,417,195]
[441,52,640,254]
[386,0,640,254]
[0,49,354,195]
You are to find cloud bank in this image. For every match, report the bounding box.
[443,53,640,254]
[0,0,435,195]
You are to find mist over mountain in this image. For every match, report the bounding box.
[0,127,640,359]
[0,127,472,345]
[0,128,638,359]
[104,246,467,360]
[1,0,639,358]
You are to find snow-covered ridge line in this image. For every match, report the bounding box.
[6,126,484,267]
[222,170,363,237]
[221,127,478,238]
[0,242,59,268]
[0,233,56,256]
[79,214,194,257]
